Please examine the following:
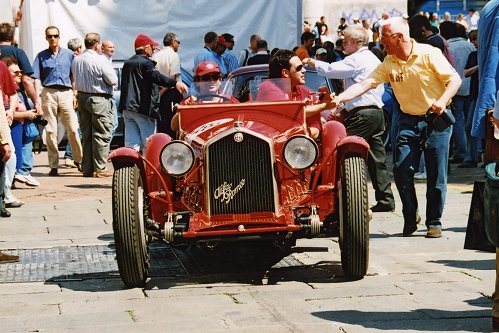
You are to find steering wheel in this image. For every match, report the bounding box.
[196,93,231,102]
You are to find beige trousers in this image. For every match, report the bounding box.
[41,87,82,169]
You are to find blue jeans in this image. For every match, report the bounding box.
[390,97,400,160]
[451,95,469,159]
[393,113,451,229]
[17,141,34,176]
[464,98,482,164]
[123,110,156,153]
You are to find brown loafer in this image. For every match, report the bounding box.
[94,171,113,178]
[425,227,442,238]
[0,251,19,263]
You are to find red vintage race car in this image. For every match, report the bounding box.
[109,73,371,288]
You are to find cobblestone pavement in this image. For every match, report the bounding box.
[0,152,494,332]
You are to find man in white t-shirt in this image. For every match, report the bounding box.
[152,32,183,137]
[153,32,181,82]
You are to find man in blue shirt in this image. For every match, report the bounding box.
[32,26,82,176]
[193,31,219,72]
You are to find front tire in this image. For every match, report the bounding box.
[112,165,150,288]
[338,153,369,279]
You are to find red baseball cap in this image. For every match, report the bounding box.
[195,61,221,76]
[217,35,231,47]
[134,34,159,49]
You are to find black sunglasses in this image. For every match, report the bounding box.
[293,64,303,72]
[46,34,59,39]
[199,74,221,82]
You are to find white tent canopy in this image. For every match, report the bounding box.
[16,0,302,73]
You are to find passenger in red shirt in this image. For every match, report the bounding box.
[256,49,335,139]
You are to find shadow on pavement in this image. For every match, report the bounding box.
[47,240,349,292]
[65,184,112,189]
[433,258,495,270]
[312,307,491,332]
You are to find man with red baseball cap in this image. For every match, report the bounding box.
[213,35,229,75]
[119,33,188,152]
[134,34,159,50]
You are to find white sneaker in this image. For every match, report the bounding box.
[414,172,427,180]
[14,174,28,184]
[15,174,40,187]
[24,175,40,187]
[64,158,77,168]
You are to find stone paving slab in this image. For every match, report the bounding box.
[0,153,494,332]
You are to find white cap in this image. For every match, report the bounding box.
[316,48,327,55]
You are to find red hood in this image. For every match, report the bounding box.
[178,101,308,146]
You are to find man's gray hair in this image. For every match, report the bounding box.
[381,17,410,39]
[163,32,177,47]
[343,25,369,46]
[67,38,83,52]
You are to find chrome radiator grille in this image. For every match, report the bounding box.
[207,132,275,215]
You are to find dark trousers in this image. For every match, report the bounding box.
[344,107,395,208]
[157,89,183,138]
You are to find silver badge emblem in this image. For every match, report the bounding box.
[214,179,246,204]
[234,132,244,142]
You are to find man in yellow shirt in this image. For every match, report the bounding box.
[331,17,462,238]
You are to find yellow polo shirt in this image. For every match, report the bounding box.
[366,39,458,116]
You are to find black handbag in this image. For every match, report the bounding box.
[425,107,456,132]
[464,180,495,252]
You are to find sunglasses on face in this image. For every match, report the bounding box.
[174,40,181,44]
[292,64,304,72]
[12,70,22,76]
[46,34,59,39]
[199,74,221,82]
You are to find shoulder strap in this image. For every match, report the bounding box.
[243,49,249,66]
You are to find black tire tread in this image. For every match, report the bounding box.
[112,166,149,288]
[340,154,369,279]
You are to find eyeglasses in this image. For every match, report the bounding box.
[46,34,59,39]
[380,32,399,40]
[174,40,181,45]
[199,74,221,82]
[12,70,22,76]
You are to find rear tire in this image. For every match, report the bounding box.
[338,154,369,279]
[112,165,150,288]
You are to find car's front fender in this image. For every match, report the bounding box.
[109,146,143,170]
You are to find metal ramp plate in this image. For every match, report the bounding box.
[0,242,303,283]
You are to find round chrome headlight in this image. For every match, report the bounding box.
[160,141,195,176]
[283,136,318,170]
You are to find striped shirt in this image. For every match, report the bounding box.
[71,49,117,94]
[222,50,239,73]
